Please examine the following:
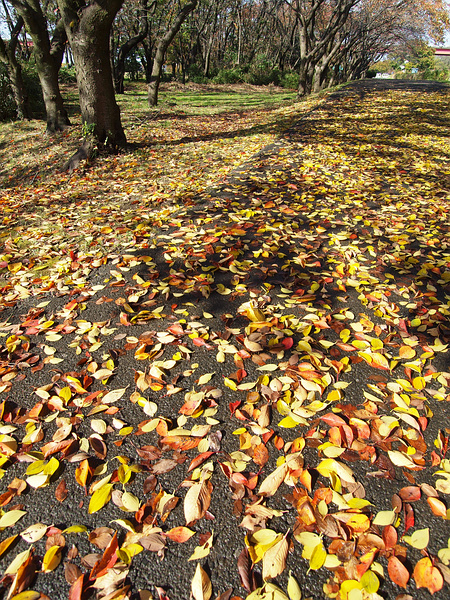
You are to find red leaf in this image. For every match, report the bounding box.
[89,532,118,580]
[187,451,214,472]
[68,573,86,600]
[320,413,347,427]
[404,503,414,533]
[383,525,398,550]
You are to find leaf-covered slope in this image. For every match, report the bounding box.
[0,80,450,600]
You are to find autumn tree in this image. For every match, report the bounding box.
[56,0,126,169]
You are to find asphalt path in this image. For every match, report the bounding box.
[0,79,449,600]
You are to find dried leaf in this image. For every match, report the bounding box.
[191,564,212,600]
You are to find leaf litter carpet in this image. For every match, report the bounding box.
[0,80,450,600]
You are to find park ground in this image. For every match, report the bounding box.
[0,79,449,600]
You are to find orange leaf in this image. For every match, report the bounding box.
[165,526,195,543]
[388,556,409,588]
[427,496,447,518]
[413,557,443,594]
[398,486,421,502]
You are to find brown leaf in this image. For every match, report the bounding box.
[89,436,107,460]
[89,527,114,550]
[151,458,179,474]
[55,479,68,502]
[139,533,166,552]
[65,562,83,585]
[237,547,254,593]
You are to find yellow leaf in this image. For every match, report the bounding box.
[88,483,113,514]
[121,491,140,512]
[360,570,379,593]
[0,534,17,559]
[403,528,429,550]
[0,509,26,528]
[309,542,326,571]
[9,592,41,600]
[372,510,396,526]
[102,388,127,403]
[42,545,62,572]
[191,563,212,600]
[287,571,302,600]
[63,524,88,534]
[4,548,31,575]
[198,373,214,385]
[224,377,237,391]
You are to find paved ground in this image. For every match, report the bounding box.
[0,79,450,600]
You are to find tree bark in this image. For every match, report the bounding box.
[148,0,197,107]
[57,0,126,170]
[0,16,30,119]
[10,0,70,132]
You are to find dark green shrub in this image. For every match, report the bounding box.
[280,71,299,89]
[22,63,45,117]
[366,69,377,78]
[58,66,77,84]
[212,67,246,84]
[245,61,280,86]
[0,64,17,121]
[186,64,209,84]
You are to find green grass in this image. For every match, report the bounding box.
[118,81,296,116]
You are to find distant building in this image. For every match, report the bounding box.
[434,48,450,57]
[434,47,450,66]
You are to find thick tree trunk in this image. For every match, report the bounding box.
[57,1,126,170]
[148,0,197,107]
[10,0,70,133]
[0,17,30,120]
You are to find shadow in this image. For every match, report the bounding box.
[113,78,450,349]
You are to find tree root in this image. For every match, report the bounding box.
[62,138,94,173]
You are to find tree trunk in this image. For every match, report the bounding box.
[114,0,149,94]
[10,0,70,133]
[57,0,126,170]
[0,17,30,119]
[148,0,197,107]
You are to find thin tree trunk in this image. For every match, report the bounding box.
[114,0,149,94]
[148,0,197,107]
[0,17,30,119]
